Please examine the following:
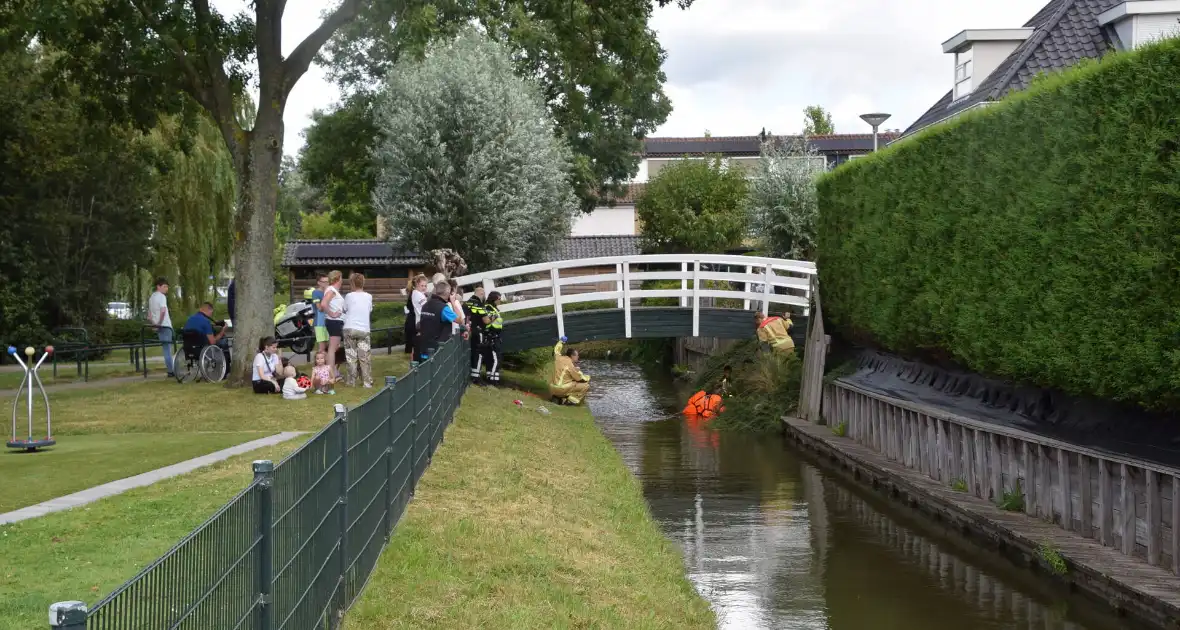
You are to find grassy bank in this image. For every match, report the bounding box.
[345,385,714,629]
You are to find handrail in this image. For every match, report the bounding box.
[451,254,817,339]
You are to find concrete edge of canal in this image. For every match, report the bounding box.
[782,416,1180,630]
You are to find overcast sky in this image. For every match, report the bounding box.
[214,0,1045,155]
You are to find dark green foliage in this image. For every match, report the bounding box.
[0,48,154,348]
[816,40,1180,411]
[297,94,378,232]
[637,157,749,254]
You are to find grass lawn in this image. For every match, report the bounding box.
[0,431,267,513]
[344,385,715,629]
[0,439,305,630]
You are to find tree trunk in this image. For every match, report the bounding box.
[225,116,284,387]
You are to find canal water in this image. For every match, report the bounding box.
[582,360,1135,630]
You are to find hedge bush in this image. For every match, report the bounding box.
[816,38,1180,411]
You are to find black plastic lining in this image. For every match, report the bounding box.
[838,349,1180,469]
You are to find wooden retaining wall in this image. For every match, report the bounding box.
[821,380,1180,577]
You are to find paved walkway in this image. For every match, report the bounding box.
[0,431,306,525]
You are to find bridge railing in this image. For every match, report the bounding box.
[453,254,816,339]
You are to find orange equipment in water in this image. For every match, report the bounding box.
[683,390,724,419]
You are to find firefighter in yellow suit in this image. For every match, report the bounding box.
[550,337,590,405]
[754,311,795,355]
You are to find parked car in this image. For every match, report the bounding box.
[107,301,132,320]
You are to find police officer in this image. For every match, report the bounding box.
[482,291,504,384]
[413,281,459,363]
[465,286,487,383]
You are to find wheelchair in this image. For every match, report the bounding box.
[172,330,229,384]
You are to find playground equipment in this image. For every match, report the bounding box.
[7,345,55,451]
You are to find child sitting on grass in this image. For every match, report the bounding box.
[311,351,336,395]
[281,365,308,400]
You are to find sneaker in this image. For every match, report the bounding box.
[329,390,336,395]
[363,383,373,389]
[314,390,324,395]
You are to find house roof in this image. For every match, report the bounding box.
[547,235,642,261]
[642,133,899,158]
[282,236,642,269]
[282,240,426,268]
[600,182,645,205]
[901,0,1119,138]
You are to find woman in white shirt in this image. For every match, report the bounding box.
[342,272,375,388]
[410,274,428,326]
[319,270,346,380]
[252,337,282,394]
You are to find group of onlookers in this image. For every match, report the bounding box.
[252,271,375,396]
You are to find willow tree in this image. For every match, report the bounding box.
[23,0,384,385]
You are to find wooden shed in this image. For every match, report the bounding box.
[281,240,428,304]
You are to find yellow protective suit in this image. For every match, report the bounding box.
[756,315,795,354]
[550,355,591,405]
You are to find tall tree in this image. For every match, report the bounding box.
[636,157,748,254]
[371,29,578,272]
[314,0,694,214]
[23,0,380,385]
[803,105,835,135]
[745,137,825,260]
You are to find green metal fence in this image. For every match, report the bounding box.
[48,337,469,630]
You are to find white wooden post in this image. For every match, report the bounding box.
[692,260,701,337]
[762,264,773,315]
[744,264,752,311]
[680,262,688,308]
[482,278,495,293]
[550,267,564,339]
[615,263,623,309]
[622,262,632,338]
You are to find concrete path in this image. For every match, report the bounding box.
[0,431,306,525]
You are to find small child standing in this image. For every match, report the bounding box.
[311,351,336,395]
[282,365,308,400]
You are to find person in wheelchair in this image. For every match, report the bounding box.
[184,302,230,355]
[176,302,232,382]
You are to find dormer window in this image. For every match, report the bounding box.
[942,29,1033,101]
[954,48,974,99]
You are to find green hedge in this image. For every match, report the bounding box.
[816,39,1180,411]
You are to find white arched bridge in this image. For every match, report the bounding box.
[452,254,816,354]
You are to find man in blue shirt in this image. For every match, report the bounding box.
[184,302,230,357]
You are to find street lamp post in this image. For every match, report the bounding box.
[859,113,892,151]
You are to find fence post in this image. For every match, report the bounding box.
[334,403,349,618]
[409,366,419,494]
[384,376,396,541]
[253,460,275,630]
[48,601,86,629]
[691,261,701,337]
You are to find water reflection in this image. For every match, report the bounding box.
[583,361,1131,630]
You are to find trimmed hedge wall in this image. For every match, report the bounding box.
[816,39,1180,411]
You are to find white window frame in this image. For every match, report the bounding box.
[954,48,974,100]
